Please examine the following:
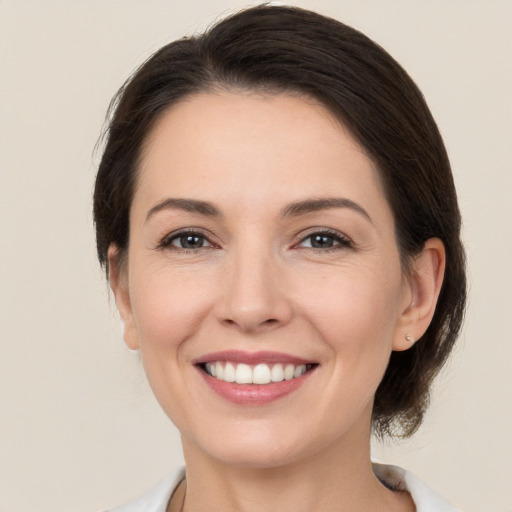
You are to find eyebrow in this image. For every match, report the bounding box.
[280,197,373,223]
[146,196,372,224]
[146,198,221,222]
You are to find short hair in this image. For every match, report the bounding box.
[94,4,466,438]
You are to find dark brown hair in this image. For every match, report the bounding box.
[94,4,466,438]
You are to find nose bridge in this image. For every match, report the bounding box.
[217,236,292,332]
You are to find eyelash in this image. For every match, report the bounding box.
[294,228,353,253]
[157,228,353,253]
[157,228,217,253]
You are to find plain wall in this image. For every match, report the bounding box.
[1,1,511,511]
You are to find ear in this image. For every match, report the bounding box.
[393,238,446,351]
[108,244,139,350]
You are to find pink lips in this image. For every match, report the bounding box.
[195,350,312,366]
[195,350,316,406]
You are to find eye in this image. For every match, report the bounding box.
[159,230,214,251]
[298,230,352,250]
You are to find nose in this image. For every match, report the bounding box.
[215,247,293,334]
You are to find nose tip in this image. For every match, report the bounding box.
[215,257,293,334]
[221,313,281,333]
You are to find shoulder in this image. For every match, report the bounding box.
[101,467,185,512]
[372,463,463,512]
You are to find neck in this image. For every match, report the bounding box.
[175,430,413,512]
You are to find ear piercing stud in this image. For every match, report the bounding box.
[405,333,414,343]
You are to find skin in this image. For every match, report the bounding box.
[109,92,445,512]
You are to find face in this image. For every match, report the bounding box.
[113,92,415,468]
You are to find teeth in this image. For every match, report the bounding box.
[215,361,223,380]
[253,363,271,384]
[235,363,252,384]
[224,362,236,382]
[204,362,312,385]
[270,363,284,382]
[284,364,295,380]
[294,365,307,378]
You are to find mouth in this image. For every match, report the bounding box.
[194,351,318,405]
[198,361,317,384]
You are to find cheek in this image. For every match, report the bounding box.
[294,262,404,400]
[297,269,402,415]
[129,265,217,352]
[126,266,219,427]
[297,264,403,342]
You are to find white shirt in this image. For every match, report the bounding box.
[104,464,461,512]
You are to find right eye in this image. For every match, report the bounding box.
[160,231,214,251]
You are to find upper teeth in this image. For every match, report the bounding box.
[204,362,309,385]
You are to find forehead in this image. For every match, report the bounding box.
[144,90,364,152]
[134,91,388,219]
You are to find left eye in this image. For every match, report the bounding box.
[299,232,350,249]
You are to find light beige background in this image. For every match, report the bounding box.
[1,1,511,511]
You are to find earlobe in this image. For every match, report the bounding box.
[393,238,446,351]
[108,244,139,350]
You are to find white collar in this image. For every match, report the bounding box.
[372,463,461,512]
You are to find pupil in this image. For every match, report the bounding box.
[181,235,203,249]
[312,234,333,248]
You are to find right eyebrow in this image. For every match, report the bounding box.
[145,198,222,222]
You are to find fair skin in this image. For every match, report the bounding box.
[109,92,445,512]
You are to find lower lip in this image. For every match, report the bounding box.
[197,367,315,406]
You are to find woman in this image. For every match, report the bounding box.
[94,5,466,511]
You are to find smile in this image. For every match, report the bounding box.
[195,351,318,405]
[202,362,315,385]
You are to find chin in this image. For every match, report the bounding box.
[182,416,346,470]
[208,439,308,469]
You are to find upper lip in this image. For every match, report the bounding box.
[193,350,315,366]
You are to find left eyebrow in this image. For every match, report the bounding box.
[280,197,373,224]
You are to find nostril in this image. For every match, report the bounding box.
[221,316,280,331]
